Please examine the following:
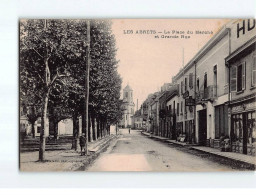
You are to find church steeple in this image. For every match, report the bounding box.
[123,84,133,103]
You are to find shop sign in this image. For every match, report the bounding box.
[231,102,256,113]
[185,96,195,106]
[230,19,256,53]
[183,91,189,98]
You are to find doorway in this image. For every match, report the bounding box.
[242,112,248,154]
[198,109,207,146]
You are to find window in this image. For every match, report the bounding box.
[213,65,217,96]
[125,92,128,98]
[184,77,187,91]
[173,101,175,114]
[126,115,127,120]
[189,73,193,88]
[237,62,246,92]
[196,78,199,92]
[231,62,246,92]
[230,66,237,92]
[204,73,207,90]
[37,126,41,133]
[169,105,172,114]
[177,84,180,96]
[177,103,179,115]
[181,81,183,94]
[131,92,133,98]
[181,101,183,114]
[252,56,256,87]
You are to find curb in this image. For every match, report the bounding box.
[73,135,117,171]
[191,147,256,170]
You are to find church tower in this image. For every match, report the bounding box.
[120,84,135,128]
[123,85,133,104]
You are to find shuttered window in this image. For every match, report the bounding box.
[185,77,187,91]
[237,62,246,92]
[230,66,237,92]
[181,81,183,94]
[242,62,246,90]
[252,56,256,86]
[189,73,193,88]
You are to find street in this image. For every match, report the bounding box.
[86,129,236,171]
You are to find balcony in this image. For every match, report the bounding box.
[196,85,217,103]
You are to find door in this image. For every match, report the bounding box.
[198,109,207,146]
[242,112,247,154]
[172,115,177,140]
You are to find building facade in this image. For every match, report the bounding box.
[120,84,135,128]
[226,19,256,155]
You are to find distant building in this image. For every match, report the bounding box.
[120,84,135,128]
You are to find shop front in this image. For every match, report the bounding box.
[230,97,256,156]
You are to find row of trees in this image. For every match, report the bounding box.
[20,19,123,161]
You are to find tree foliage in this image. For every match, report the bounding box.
[20,19,123,160]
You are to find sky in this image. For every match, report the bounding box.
[111,19,230,109]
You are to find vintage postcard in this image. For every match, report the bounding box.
[19,19,256,172]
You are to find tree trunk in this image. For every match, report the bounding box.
[72,113,79,151]
[31,121,35,138]
[90,115,93,142]
[39,91,49,161]
[100,119,103,138]
[53,119,58,141]
[97,117,100,139]
[82,111,86,134]
[92,115,96,141]
[102,121,106,137]
[88,113,92,142]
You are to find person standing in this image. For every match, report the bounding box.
[129,127,131,134]
[79,133,86,156]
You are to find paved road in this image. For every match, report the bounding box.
[87,129,236,171]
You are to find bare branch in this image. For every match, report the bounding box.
[23,42,44,59]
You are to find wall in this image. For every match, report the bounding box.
[58,119,73,135]
[229,19,256,53]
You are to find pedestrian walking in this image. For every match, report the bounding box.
[129,127,131,134]
[79,133,86,156]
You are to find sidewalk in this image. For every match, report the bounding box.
[20,135,116,171]
[192,146,256,167]
[141,131,256,168]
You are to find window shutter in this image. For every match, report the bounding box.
[177,84,180,96]
[252,57,256,86]
[242,62,246,90]
[181,81,183,94]
[189,73,193,88]
[185,77,187,91]
[230,66,237,92]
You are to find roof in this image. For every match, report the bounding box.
[226,35,256,63]
[124,84,133,91]
[173,22,231,81]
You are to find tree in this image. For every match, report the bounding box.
[20,19,123,160]
[20,19,88,161]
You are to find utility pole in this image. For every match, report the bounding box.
[85,20,90,155]
[193,61,197,144]
[182,47,185,136]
